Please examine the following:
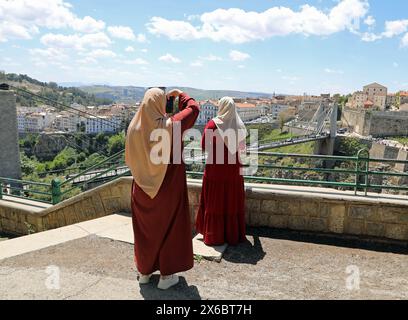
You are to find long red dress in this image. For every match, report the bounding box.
[195,120,246,246]
[131,93,200,276]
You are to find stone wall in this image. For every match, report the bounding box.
[368,141,408,172]
[0,178,132,235]
[342,108,408,137]
[238,187,408,241]
[0,90,21,179]
[341,108,371,136]
[369,111,408,137]
[1,178,408,242]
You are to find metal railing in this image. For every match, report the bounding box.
[0,177,55,204]
[58,150,129,202]
[2,148,408,206]
[187,148,408,196]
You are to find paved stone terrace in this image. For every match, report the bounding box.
[0,224,407,300]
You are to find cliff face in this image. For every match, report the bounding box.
[33,134,69,161]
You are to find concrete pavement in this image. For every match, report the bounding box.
[0,214,407,300]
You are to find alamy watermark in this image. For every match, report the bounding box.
[346,265,360,291]
[149,122,259,174]
[45,265,60,290]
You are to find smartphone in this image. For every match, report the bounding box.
[166,96,175,114]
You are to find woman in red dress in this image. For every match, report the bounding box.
[125,88,199,290]
[196,97,247,246]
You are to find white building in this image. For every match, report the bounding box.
[236,102,264,122]
[54,113,80,133]
[270,104,290,120]
[17,112,56,133]
[197,101,218,125]
[84,116,121,134]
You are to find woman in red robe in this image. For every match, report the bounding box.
[125,88,199,290]
[196,97,247,246]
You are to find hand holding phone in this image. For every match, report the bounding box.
[166,96,175,114]
[167,89,183,99]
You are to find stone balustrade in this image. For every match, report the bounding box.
[1,177,407,242]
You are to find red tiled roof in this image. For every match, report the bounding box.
[235,103,257,109]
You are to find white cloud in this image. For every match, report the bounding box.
[393,62,399,68]
[324,68,344,74]
[141,48,148,53]
[86,49,117,58]
[190,60,203,67]
[200,54,222,61]
[159,53,181,63]
[402,33,408,48]
[125,46,135,52]
[147,17,201,41]
[0,21,33,42]
[383,20,408,38]
[29,47,68,61]
[147,0,369,43]
[238,65,245,69]
[71,16,105,33]
[361,19,408,45]
[108,26,136,41]
[136,33,147,43]
[107,26,146,43]
[0,0,106,41]
[123,58,149,65]
[77,57,98,65]
[229,50,250,61]
[282,76,300,81]
[364,16,375,27]
[40,32,112,50]
[361,32,382,42]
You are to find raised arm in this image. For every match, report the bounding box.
[171,93,200,132]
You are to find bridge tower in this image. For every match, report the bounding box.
[0,85,22,180]
[314,104,338,157]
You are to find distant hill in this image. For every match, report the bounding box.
[0,72,275,105]
[1,73,113,107]
[80,85,146,104]
[80,85,274,103]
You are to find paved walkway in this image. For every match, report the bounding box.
[0,214,407,300]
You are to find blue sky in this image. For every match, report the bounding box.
[0,0,407,94]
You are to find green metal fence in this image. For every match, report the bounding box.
[2,148,408,205]
[0,177,55,204]
[186,147,408,196]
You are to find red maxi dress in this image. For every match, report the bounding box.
[131,93,200,276]
[195,120,246,246]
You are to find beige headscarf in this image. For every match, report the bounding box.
[213,97,247,154]
[125,88,172,199]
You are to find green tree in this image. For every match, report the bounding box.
[81,153,107,168]
[20,152,36,176]
[107,133,125,155]
[51,147,78,170]
[96,132,109,147]
[278,112,289,133]
[338,137,367,156]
